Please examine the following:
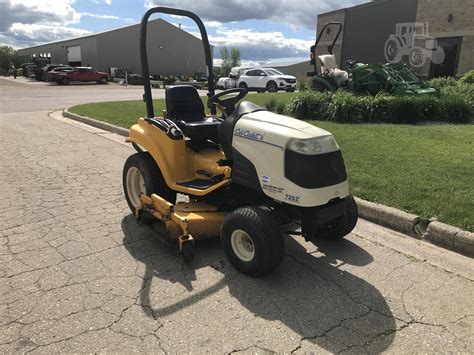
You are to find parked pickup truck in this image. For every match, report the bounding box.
[47,66,74,82]
[52,67,108,85]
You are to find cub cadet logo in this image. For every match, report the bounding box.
[234,128,265,141]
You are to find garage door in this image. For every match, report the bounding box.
[67,45,81,64]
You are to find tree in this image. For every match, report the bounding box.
[0,46,17,72]
[220,47,241,76]
[230,48,241,68]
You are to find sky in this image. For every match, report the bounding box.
[0,0,368,65]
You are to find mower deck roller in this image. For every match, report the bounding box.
[123,6,359,276]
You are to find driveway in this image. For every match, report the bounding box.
[0,80,473,353]
[0,77,209,114]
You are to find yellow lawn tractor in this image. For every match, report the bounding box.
[123,7,358,276]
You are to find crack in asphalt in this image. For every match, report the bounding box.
[228,344,276,354]
[283,251,470,353]
[284,252,397,353]
[354,233,474,283]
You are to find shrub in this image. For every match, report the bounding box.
[429,76,458,90]
[460,69,474,84]
[441,82,474,108]
[265,95,277,112]
[267,94,296,114]
[297,76,311,91]
[276,101,286,114]
[284,90,472,124]
[285,90,321,119]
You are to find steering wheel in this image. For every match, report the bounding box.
[208,88,247,116]
[346,59,357,68]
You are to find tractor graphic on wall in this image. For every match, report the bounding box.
[384,22,445,67]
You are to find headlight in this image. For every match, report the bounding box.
[287,136,340,155]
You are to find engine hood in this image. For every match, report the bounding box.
[274,75,296,80]
[239,110,332,139]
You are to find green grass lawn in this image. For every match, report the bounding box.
[69,92,293,128]
[69,93,474,231]
[314,122,473,231]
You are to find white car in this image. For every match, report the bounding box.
[237,68,297,92]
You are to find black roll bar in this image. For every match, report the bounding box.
[140,7,216,118]
[310,22,343,72]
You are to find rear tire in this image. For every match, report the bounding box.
[61,78,70,85]
[314,196,358,240]
[266,81,278,92]
[221,206,284,276]
[409,47,425,68]
[123,152,176,220]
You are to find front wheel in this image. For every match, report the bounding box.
[123,152,176,220]
[314,196,358,240]
[221,206,284,276]
[266,81,278,92]
[61,78,70,85]
[100,77,107,84]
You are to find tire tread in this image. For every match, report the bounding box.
[221,206,284,276]
[123,152,176,218]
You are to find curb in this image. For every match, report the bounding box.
[355,197,473,258]
[62,109,474,258]
[63,108,129,137]
[355,198,420,238]
[424,221,474,257]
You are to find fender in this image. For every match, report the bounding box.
[127,118,230,196]
[127,118,190,183]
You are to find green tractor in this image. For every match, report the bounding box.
[307,22,438,96]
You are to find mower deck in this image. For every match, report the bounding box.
[138,193,228,245]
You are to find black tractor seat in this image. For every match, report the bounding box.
[165,85,220,144]
[174,118,220,144]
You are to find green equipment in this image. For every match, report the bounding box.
[307,22,438,96]
[349,62,438,96]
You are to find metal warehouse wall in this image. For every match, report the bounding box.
[95,19,209,75]
[277,62,314,79]
[416,0,474,77]
[17,19,209,76]
[17,36,99,69]
[341,0,418,67]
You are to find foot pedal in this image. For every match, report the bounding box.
[196,170,225,183]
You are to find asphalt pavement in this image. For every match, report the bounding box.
[0,78,473,353]
[0,76,210,114]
